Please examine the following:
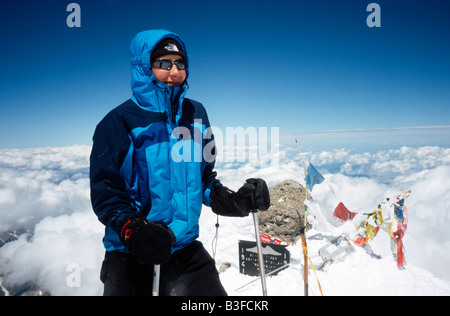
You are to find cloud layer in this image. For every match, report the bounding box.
[0,146,92,233]
[0,144,449,295]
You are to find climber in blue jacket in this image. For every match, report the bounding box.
[90,29,270,296]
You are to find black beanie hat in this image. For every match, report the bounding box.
[151,38,185,63]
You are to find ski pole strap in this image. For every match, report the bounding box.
[307,256,324,296]
[211,215,219,259]
[301,237,324,296]
[250,194,258,213]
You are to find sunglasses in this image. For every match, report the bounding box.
[152,59,187,71]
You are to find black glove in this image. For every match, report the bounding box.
[211,178,270,217]
[119,214,176,265]
[244,178,271,210]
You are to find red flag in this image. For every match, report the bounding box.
[393,221,407,268]
[333,202,356,222]
[260,232,282,245]
[396,237,406,268]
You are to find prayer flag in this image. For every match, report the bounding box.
[304,162,325,191]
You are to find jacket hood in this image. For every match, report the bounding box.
[129,29,189,111]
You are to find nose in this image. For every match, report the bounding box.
[169,64,183,80]
[170,64,181,73]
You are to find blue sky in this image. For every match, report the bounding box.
[1,0,449,151]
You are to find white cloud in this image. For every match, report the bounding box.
[391,165,450,280]
[0,145,91,232]
[309,146,450,182]
[0,212,104,296]
[0,144,449,295]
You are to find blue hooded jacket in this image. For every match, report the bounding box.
[90,30,218,253]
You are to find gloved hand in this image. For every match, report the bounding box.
[211,178,270,217]
[119,214,176,265]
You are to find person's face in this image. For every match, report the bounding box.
[151,54,187,86]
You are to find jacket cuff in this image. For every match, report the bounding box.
[203,188,212,207]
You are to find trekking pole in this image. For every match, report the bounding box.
[152,264,160,296]
[250,195,268,296]
[295,140,309,296]
[300,226,308,296]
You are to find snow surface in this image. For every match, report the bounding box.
[0,145,449,296]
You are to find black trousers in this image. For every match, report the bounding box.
[100,241,227,296]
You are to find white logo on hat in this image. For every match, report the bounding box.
[164,43,179,52]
